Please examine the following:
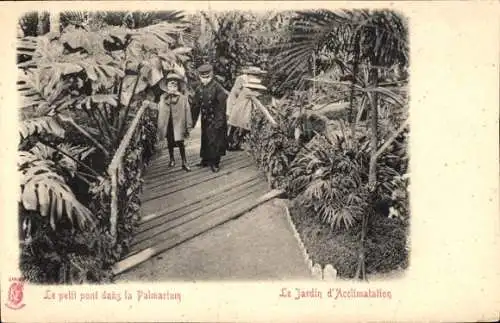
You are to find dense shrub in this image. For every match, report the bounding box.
[248,96,409,277]
[247,91,331,188]
[19,107,157,284]
[196,11,289,92]
[288,117,409,221]
[20,217,116,284]
[288,124,371,230]
[247,107,300,189]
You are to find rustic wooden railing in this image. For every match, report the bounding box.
[106,88,276,245]
[221,86,277,127]
[107,101,153,244]
[250,95,277,127]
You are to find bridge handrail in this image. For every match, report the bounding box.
[221,86,277,126]
[106,88,275,244]
[249,95,277,127]
[107,101,151,243]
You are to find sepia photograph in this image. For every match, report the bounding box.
[3,0,500,322]
[16,8,410,285]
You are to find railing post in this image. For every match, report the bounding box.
[109,166,119,244]
[107,102,149,246]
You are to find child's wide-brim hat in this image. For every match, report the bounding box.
[159,73,184,92]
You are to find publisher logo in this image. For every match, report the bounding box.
[6,279,26,310]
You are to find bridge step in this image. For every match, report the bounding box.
[112,188,285,276]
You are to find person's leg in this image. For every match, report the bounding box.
[210,156,221,173]
[166,113,175,167]
[177,141,191,172]
[233,127,244,150]
[167,144,175,167]
[196,159,209,167]
[227,126,236,150]
[196,129,209,167]
[237,129,250,150]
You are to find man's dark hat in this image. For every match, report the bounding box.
[198,64,213,76]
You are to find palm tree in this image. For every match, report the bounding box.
[272,9,409,280]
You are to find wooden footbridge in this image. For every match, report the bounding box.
[111,123,283,276]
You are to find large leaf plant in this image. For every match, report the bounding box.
[17,13,192,283]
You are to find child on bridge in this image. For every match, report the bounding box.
[157,72,193,172]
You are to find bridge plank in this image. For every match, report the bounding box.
[113,188,282,275]
[144,153,250,188]
[140,165,263,219]
[116,131,274,275]
[135,177,263,235]
[146,150,246,177]
[128,181,268,256]
[143,160,254,198]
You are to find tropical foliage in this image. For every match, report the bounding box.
[17,8,409,282]
[193,10,290,90]
[288,123,371,230]
[247,8,409,279]
[18,10,190,283]
[248,100,301,190]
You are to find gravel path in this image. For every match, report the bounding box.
[115,199,312,282]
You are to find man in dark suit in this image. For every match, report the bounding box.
[191,64,228,173]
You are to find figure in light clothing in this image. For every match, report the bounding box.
[226,66,267,150]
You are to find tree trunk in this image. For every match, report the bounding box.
[49,11,60,33]
[368,68,379,187]
[37,12,45,36]
[349,33,361,124]
[348,33,362,145]
[355,67,379,281]
[311,52,316,101]
[37,12,50,36]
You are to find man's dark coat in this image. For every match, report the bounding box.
[191,79,228,161]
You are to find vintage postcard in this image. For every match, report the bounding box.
[1,1,499,322]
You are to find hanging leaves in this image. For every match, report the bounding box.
[18,151,96,231]
[20,116,65,141]
[86,94,119,107]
